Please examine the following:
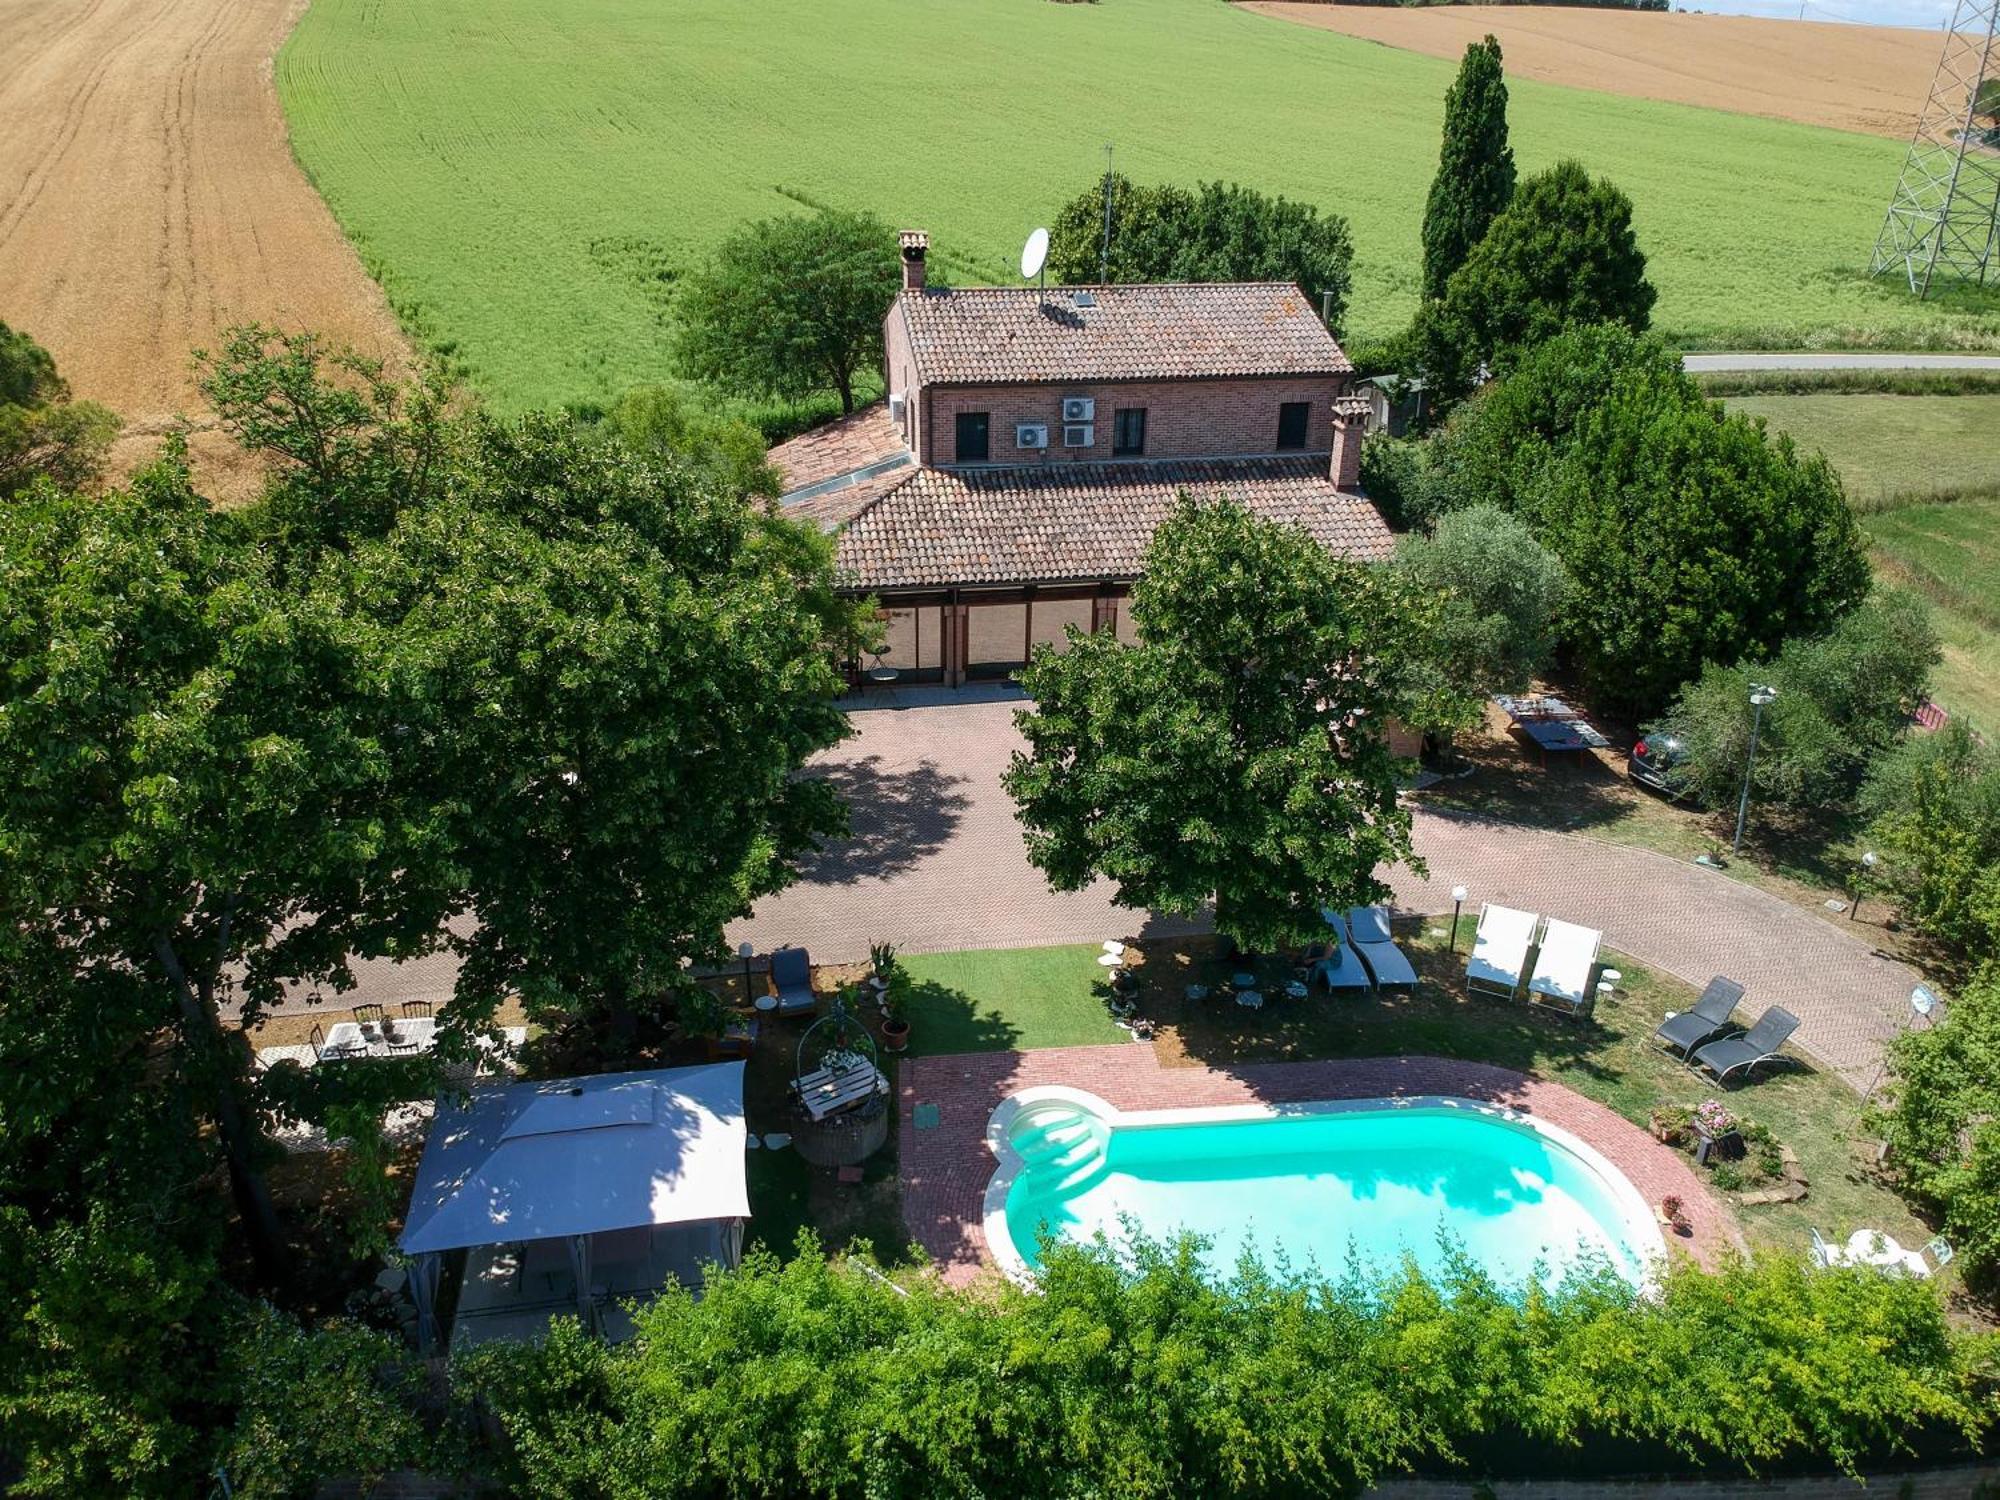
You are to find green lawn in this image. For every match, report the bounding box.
[277,0,1998,415]
[893,927,1929,1259]
[1723,394,2000,733]
[1725,394,2000,507]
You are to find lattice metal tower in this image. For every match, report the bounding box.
[1870,0,2000,298]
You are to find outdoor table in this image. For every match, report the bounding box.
[753,996,779,1014]
[793,1056,888,1124]
[321,1016,438,1059]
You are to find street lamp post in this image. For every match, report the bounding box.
[1449,885,1468,953]
[1732,684,1778,859]
[737,941,756,1006]
[1850,850,1879,921]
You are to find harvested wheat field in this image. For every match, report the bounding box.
[0,0,406,496]
[1243,4,1937,139]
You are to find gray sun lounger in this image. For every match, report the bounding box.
[770,946,818,1017]
[1690,1004,1801,1086]
[1345,905,1418,987]
[1654,976,1745,1059]
[1310,911,1372,992]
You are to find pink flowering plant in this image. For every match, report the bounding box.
[1694,1099,1736,1137]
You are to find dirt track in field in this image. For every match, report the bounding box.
[0,0,406,496]
[1243,4,1938,139]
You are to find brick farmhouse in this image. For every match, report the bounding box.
[770,230,1394,688]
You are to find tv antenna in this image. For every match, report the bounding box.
[1099,142,1115,284]
[1021,225,1050,304]
[1868,0,2000,297]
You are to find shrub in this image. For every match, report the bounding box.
[1652,589,1940,813]
[1876,969,2000,1278]
[1860,719,2000,969]
[456,1235,1996,1495]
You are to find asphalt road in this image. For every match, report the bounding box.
[1684,352,2000,371]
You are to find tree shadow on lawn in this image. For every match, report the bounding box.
[902,978,1025,1059]
[793,754,973,885]
[1135,921,1635,1101]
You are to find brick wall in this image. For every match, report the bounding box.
[917,375,1348,469]
[882,304,925,458]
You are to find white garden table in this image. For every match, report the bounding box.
[321,1017,439,1059]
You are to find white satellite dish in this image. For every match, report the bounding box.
[1020,227,1050,280]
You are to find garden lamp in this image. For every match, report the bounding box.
[1731,684,1778,858]
[738,941,755,1005]
[1849,850,1878,922]
[1449,885,1468,952]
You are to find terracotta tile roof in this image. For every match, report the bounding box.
[769,402,910,493]
[896,284,1351,386]
[833,458,1392,591]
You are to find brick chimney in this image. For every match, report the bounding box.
[1330,394,1369,490]
[898,229,928,293]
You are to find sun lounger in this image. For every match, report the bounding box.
[1310,910,1374,991]
[1466,904,1538,1002]
[1653,976,1745,1058]
[770,947,817,1017]
[1690,1005,1801,1086]
[1344,905,1417,987]
[1526,918,1603,1018]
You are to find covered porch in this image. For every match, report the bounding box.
[849,584,1141,691]
[398,1062,750,1353]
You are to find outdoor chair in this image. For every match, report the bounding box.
[770,947,818,1017]
[1466,904,1539,1002]
[400,999,433,1022]
[1310,911,1371,992]
[1689,1005,1801,1087]
[353,1002,386,1029]
[1526,918,1603,1019]
[387,1037,422,1057]
[1653,977,1745,1059]
[307,1022,328,1064]
[1345,905,1417,988]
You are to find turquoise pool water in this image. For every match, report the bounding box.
[996,1099,1653,1289]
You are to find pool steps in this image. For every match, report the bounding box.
[1008,1101,1112,1195]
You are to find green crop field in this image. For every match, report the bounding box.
[278,0,2000,416]
[1728,394,2000,731]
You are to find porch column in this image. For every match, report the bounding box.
[944,595,968,688]
[567,1232,595,1331]
[408,1251,442,1356]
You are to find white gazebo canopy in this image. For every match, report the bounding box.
[402,1061,749,1255]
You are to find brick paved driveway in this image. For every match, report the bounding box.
[730,693,1924,1091]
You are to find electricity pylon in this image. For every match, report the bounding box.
[1870,0,2000,298]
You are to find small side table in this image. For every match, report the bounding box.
[754,996,779,1015]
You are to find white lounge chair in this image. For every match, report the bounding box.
[1466,904,1538,1001]
[1344,905,1417,988]
[1527,918,1603,1018]
[1310,910,1372,992]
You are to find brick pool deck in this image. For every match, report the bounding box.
[900,1045,1741,1284]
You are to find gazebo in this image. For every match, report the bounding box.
[399,1061,750,1352]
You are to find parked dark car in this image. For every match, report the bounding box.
[1628,730,1688,797]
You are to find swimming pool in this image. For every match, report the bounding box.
[983,1088,1664,1289]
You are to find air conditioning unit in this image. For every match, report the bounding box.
[887,392,907,422]
[1015,422,1050,450]
[1062,423,1095,448]
[1061,396,1095,423]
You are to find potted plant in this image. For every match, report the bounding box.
[880,982,910,1055]
[1692,1099,1738,1165]
[1649,1106,1689,1146]
[1657,1194,1691,1235]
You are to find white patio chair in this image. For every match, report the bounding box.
[1466,904,1539,1002]
[1527,918,1603,1018]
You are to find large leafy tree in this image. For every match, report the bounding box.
[673,210,899,414]
[1392,502,1570,739]
[1003,497,1423,953]
[1415,160,1654,403]
[349,412,859,1033]
[0,320,118,497]
[1049,176,1354,329]
[1420,36,1515,303]
[1427,324,1869,716]
[0,457,451,1270]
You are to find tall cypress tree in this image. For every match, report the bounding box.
[1420,36,1516,302]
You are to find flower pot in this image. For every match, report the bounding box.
[882,1017,910,1055]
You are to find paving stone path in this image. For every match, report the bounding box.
[731,695,1923,1091]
